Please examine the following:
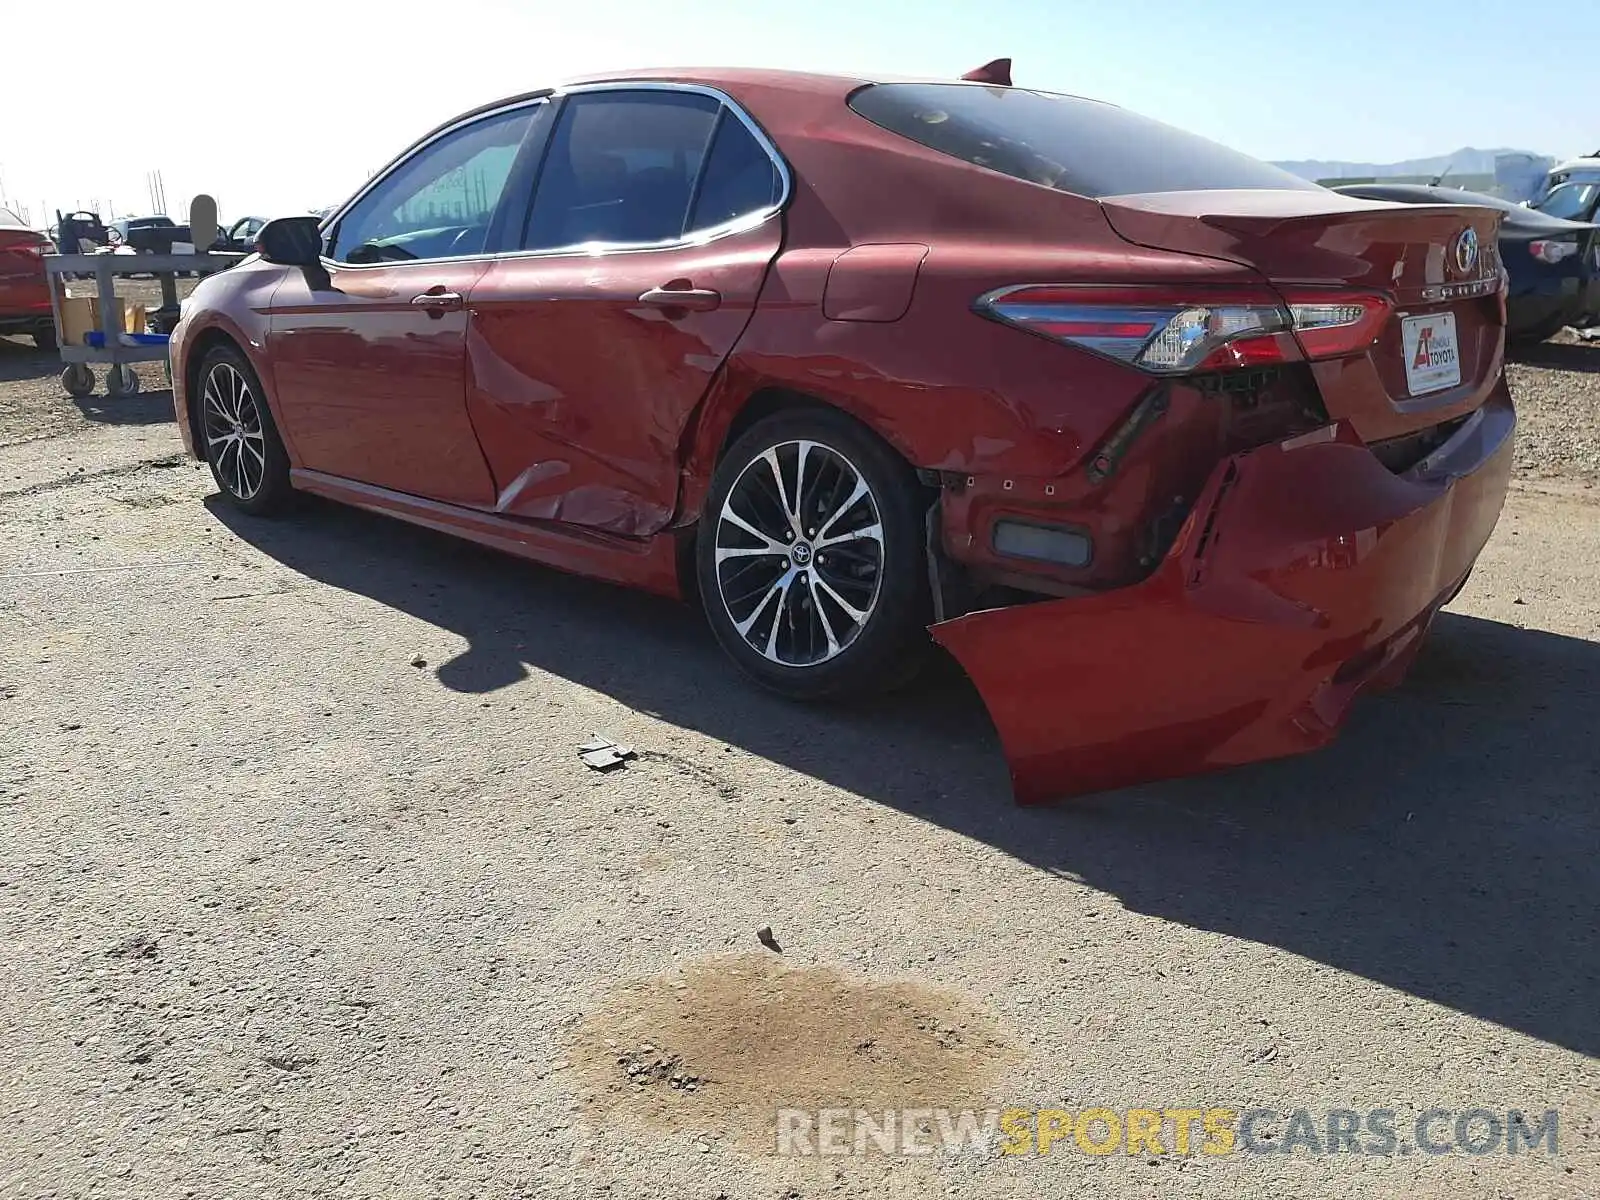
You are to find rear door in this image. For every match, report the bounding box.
[464,86,786,535]
[267,102,544,505]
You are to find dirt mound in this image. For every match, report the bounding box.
[572,954,1019,1152]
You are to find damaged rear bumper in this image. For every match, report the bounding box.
[931,393,1516,803]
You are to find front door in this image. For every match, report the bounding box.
[464,88,786,535]
[267,103,543,506]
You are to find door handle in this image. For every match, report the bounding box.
[410,290,463,311]
[638,284,721,313]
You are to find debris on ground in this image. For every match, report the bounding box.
[617,1046,701,1092]
[756,925,783,954]
[579,735,636,771]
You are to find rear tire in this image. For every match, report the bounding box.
[32,325,57,352]
[196,343,292,515]
[696,407,931,701]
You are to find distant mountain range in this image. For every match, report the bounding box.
[1270,147,1547,182]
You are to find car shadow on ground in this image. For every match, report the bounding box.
[210,494,1599,1059]
[1509,337,1600,373]
[0,335,174,425]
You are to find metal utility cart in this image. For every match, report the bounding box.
[42,250,243,398]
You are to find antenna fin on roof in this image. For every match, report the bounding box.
[961,58,1012,86]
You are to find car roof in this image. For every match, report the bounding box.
[409,68,1059,174]
[562,66,869,93]
[457,67,1031,120]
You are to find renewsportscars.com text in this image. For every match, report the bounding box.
[775,1106,1560,1158]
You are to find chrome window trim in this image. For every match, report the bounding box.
[319,82,792,271]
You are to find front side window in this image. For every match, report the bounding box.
[523,91,730,250]
[331,105,538,264]
[849,83,1319,199]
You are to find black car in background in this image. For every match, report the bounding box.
[1532,179,1600,226]
[1335,183,1600,343]
[108,215,191,254]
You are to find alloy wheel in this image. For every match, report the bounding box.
[201,361,267,501]
[713,439,886,667]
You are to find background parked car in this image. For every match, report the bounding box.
[0,206,56,349]
[1336,183,1600,342]
[1531,179,1600,225]
[108,215,192,254]
[1538,155,1600,200]
[213,216,268,252]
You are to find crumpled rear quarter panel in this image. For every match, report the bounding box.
[931,393,1515,803]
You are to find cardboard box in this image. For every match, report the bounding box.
[58,296,147,346]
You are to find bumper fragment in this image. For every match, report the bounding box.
[931,397,1515,803]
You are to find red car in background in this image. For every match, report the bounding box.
[0,207,55,349]
[169,62,1516,802]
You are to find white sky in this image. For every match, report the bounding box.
[3,0,1595,229]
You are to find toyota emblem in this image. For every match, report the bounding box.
[1454,227,1480,276]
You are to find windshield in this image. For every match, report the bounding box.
[1534,182,1599,222]
[848,83,1320,198]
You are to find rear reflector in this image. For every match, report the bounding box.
[977,285,1392,375]
[992,519,1093,567]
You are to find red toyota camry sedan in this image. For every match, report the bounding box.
[0,207,56,349]
[169,63,1515,802]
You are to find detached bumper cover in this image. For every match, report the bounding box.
[932,393,1515,803]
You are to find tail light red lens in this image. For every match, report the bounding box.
[1281,292,1392,360]
[1528,239,1579,264]
[977,285,1392,376]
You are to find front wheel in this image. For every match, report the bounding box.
[696,408,931,701]
[196,344,292,515]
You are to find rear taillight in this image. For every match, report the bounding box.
[1281,292,1392,360]
[977,285,1391,375]
[1528,239,1579,264]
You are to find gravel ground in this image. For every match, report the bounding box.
[1,330,1597,1199]
[1506,330,1600,486]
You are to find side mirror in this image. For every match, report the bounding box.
[257,216,324,266]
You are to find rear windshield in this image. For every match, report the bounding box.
[848,83,1319,199]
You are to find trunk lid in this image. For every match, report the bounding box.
[1099,189,1505,443]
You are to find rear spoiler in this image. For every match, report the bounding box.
[961,58,1012,86]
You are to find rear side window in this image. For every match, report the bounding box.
[524,91,722,250]
[848,83,1319,199]
[689,115,782,232]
